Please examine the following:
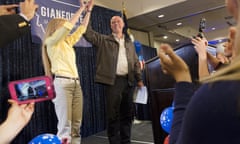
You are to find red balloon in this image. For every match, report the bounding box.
[163,135,170,144]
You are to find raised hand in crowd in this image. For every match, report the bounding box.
[191,37,211,78]
[158,44,191,82]
[86,0,94,11]
[19,0,39,21]
[191,37,208,59]
[0,100,34,144]
[0,0,38,21]
[0,4,18,16]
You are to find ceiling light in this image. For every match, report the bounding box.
[212,27,216,30]
[158,14,164,18]
[176,22,182,26]
[163,36,168,39]
[176,39,180,42]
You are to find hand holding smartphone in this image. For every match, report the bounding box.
[8,76,56,104]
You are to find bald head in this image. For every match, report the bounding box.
[110,16,125,35]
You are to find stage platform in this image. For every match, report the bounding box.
[82,120,154,144]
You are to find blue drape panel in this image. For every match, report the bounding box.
[75,46,107,137]
[0,0,157,142]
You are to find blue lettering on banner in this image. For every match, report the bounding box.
[31,0,92,47]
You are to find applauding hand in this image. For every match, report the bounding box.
[158,44,192,82]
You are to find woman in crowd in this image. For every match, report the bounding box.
[191,30,235,79]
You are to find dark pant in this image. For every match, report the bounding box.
[106,75,134,144]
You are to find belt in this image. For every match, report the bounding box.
[55,75,79,81]
[116,74,128,78]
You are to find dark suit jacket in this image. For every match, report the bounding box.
[0,14,30,47]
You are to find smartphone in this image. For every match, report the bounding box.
[8,76,55,104]
[199,18,206,32]
[193,18,206,39]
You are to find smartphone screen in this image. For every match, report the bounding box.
[14,80,48,102]
[8,76,55,104]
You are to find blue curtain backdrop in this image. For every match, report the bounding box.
[0,0,157,143]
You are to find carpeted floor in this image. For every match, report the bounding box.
[82,120,154,144]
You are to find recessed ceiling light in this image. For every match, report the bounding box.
[163,36,168,39]
[176,22,182,26]
[158,14,165,18]
[176,39,180,42]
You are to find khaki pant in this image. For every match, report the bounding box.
[53,77,83,144]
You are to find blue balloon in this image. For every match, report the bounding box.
[134,40,142,55]
[29,133,61,144]
[160,107,174,133]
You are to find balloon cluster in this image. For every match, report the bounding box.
[29,133,61,144]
